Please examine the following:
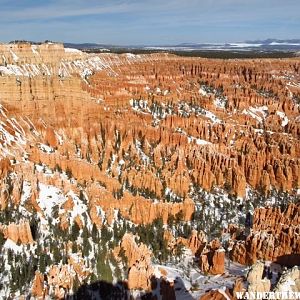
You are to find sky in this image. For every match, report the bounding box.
[0,0,299,45]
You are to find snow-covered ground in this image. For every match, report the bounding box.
[37,183,66,218]
[276,111,289,127]
[242,106,268,123]
[151,249,246,300]
[0,51,155,79]
[0,105,27,157]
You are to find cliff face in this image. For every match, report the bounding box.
[1,43,299,201]
[0,42,299,298]
[0,221,33,244]
[0,43,80,65]
[199,239,225,275]
[231,202,300,265]
[120,233,154,290]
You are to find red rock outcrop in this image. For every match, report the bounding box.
[31,271,46,299]
[0,158,11,178]
[163,229,207,257]
[199,277,246,300]
[199,239,225,275]
[231,202,300,265]
[0,42,300,297]
[30,253,89,299]
[199,288,233,300]
[120,233,154,290]
[187,230,207,255]
[44,127,58,148]
[0,221,33,244]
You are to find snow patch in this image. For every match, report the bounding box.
[276,111,289,127]
[188,136,211,146]
[242,106,268,123]
[38,143,54,153]
[37,183,66,218]
[3,239,23,253]
[65,48,82,54]
[9,49,19,62]
[199,87,208,96]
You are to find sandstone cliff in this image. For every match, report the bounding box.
[231,202,300,265]
[0,42,299,298]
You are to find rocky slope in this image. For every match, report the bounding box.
[231,202,300,266]
[0,42,299,299]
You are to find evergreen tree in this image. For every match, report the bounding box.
[101,225,112,244]
[71,222,80,241]
[73,275,81,293]
[0,231,4,250]
[91,223,99,243]
[72,242,78,253]
[82,227,91,257]
[52,244,63,263]
[39,253,47,273]
[66,167,73,179]
[90,272,97,283]
[101,260,113,283]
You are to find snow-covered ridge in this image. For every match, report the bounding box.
[242,106,268,123]
[64,47,83,54]
[130,98,222,125]
[0,44,162,79]
[0,104,27,157]
[276,111,289,127]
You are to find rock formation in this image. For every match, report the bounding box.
[1,43,299,202]
[231,202,300,265]
[273,266,300,293]
[247,261,271,293]
[199,239,225,275]
[199,287,233,300]
[120,233,154,290]
[31,271,46,299]
[0,42,299,298]
[187,229,207,255]
[0,221,33,244]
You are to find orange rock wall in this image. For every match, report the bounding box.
[231,202,300,265]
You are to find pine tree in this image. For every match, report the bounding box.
[71,222,80,241]
[39,253,47,273]
[65,167,73,179]
[101,225,112,244]
[101,260,113,283]
[72,242,78,253]
[82,228,91,257]
[90,272,98,283]
[119,247,128,270]
[0,232,4,250]
[52,243,63,263]
[73,275,81,293]
[92,223,99,243]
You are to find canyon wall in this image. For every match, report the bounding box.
[0,42,299,298]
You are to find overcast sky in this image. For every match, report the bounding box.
[0,0,299,45]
